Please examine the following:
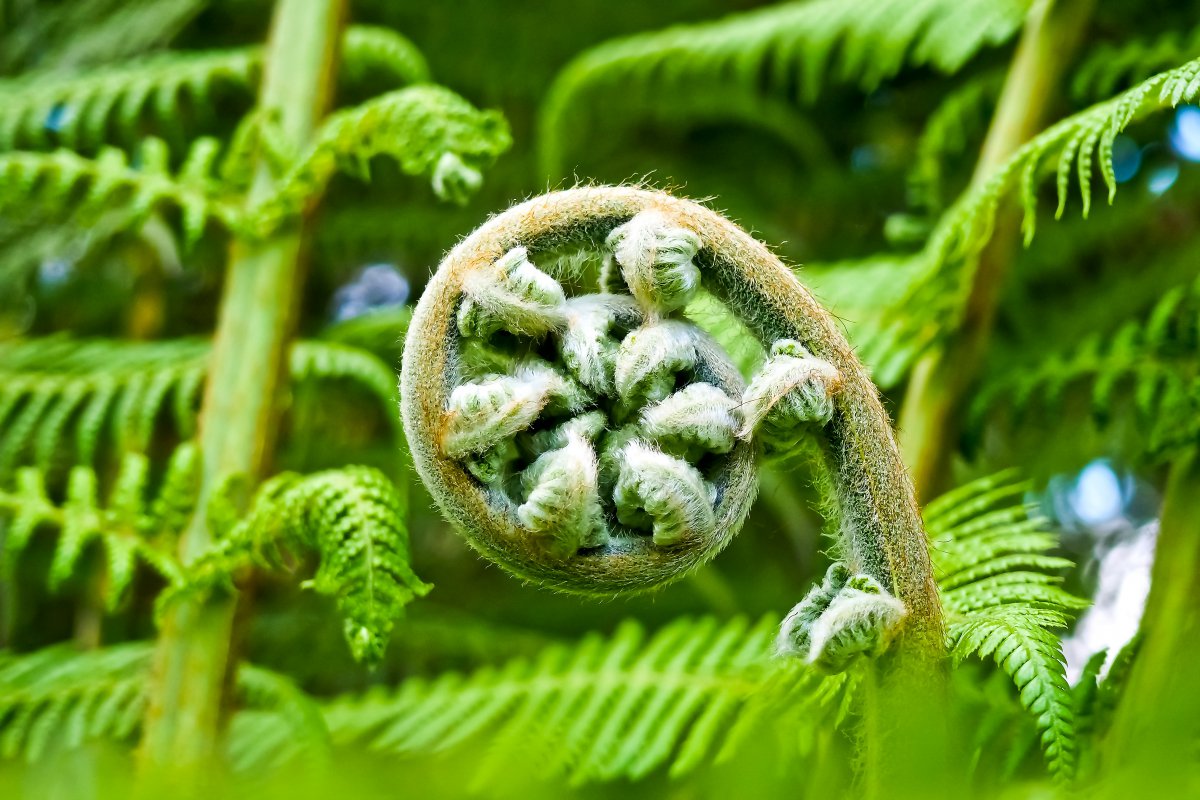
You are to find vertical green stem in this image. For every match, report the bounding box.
[138,0,346,770]
[898,0,1093,500]
[1102,451,1200,792]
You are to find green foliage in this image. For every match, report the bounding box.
[0,445,195,607]
[817,55,1200,385]
[322,615,810,782]
[195,467,431,667]
[0,641,151,761]
[926,471,1087,780]
[1071,24,1200,101]
[0,26,429,152]
[0,337,402,474]
[540,0,1029,175]
[975,272,1200,458]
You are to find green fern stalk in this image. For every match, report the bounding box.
[898,0,1094,499]
[138,0,347,771]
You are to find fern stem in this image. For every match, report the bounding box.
[898,0,1094,499]
[1101,451,1200,791]
[138,0,347,772]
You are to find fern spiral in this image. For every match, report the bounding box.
[401,186,942,658]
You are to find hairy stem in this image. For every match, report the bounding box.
[1102,451,1200,792]
[898,0,1094,500]
[138,0,346,772]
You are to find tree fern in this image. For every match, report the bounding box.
[540,0,1030,175]
[0,444,195,607]
[0,26,430,152]
[926,471,1087,780]
[190,466,431,667]
[0,337,403,476]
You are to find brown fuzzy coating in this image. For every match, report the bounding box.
[401,187,942,648]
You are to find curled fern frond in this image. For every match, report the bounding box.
[193,466,431,667]
[0,337,403,475]
[402,185,942,646]
[322,615,782,783]
[540,0,1029,175]
[0,26,430,153]
[0,445,194,606]
[927,471,1087,781]
[250,85,511,229]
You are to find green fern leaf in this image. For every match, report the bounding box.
[928,472,1086,780]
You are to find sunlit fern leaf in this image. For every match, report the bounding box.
[539,0,1029,176]
[320,615,850,783]
[251,85,511,229]
[0,138,228,246]
[1071,24,1200,101]
[927,471,1086,781]
[972,273,1200,459]
[0,642,151,761]
[0,337,403,476]
[0,26,430,153]
[192,467,431,668]
[0,445,194,608]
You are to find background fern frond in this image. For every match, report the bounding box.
[0,337,403,475]
[0,138,228,245]
[0,26,431,153]
[0,445,194,607]
[928,472,1087,780]
[193,466,430,667]
[974,270,1200,459]
[540,0,1030,175]
[321,615,810,782]
[251,85,511,228]
[831,55,1200,382]
[1071,24,1200,101]
[0,641,151,761]
[226,663,332,773]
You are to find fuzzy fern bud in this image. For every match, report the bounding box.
[612,441,716,546]
[517,431,609,556]
[431,151,483,205]
[740,339,841,449]
[614,320,698,408]
[606,211,702,314]
[558,294,642,394]
[440,371,558,459]
[458,247,568,340]
[776,563,906,673]
[639,382,739,459]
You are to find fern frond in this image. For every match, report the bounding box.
[0,337,402,474]
[192,467,430,667]
[0,445,194,606]
[540,0,1029,175]
[251,85,510,228]
[1,0,201,75]
[323,615,797,782]
[0,642,330,766]
[0,138,228,245]
[1071,25,1200,101]
[0,26,430,153]
[928,472,1086,780]
[842,55,1200,382]
[974,257,1200,458]
[0,642,152,761]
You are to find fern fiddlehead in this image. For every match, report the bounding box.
[401,186,942,661]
